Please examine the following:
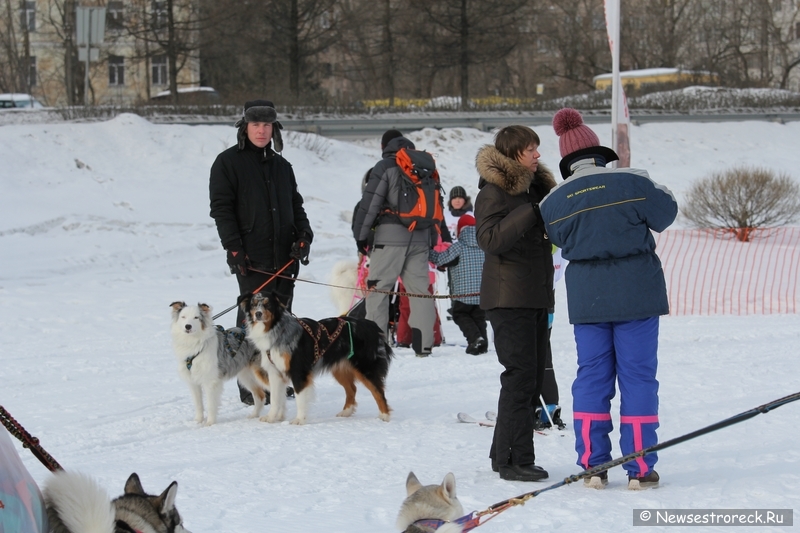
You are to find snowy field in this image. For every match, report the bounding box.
[1,115,799,532]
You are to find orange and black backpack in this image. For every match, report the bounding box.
[388,147,444,232]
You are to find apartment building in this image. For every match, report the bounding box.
[10,0,201,106]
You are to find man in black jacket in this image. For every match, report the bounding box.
[209,99,313,403]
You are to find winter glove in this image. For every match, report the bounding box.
[226,245,249,276]
[356,239,369,255]
[290,235,311,265]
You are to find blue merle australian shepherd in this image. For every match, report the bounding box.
[238,292,393,425]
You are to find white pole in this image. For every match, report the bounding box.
[610,0,620,167]
[84,9,92,105]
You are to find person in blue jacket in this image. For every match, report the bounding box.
[539,108,678,490]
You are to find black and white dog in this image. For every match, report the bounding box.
[169,301,270,425]
[238,292,393,425]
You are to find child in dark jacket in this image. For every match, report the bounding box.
[428,214,487,354]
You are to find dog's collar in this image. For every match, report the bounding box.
[115,520,143,533]
[185,332,219,370]
[185,352,201,370]
[411,512,480,532]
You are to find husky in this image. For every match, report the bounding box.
[169,301,270,425]
[43,470,190,533]
[396,472,465,533]
[238,291,393,425]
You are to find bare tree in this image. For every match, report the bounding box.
[408,0,526,109]
[621,0,693,70]
[682,166,800,241]
[267,0,339,101]
[535,0,610,93]
[0,0,32,93]
[39,0,81,105]
[122,0,206,103]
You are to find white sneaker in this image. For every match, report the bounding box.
[628,470,660,490]
[583,471,608,490]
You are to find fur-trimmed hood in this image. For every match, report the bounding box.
[475,145,556,196]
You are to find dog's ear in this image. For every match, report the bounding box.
[237,292,252,309]
[405,471,423,497]
[169,301,186,311]
[198,303,212,315]
[155,480,178,513]
[441,472,457,502]
[124,473,145,495]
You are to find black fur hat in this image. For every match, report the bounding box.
[235,99,284,152]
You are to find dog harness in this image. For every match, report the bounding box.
[185,326,248,371]
[297,318,353,365]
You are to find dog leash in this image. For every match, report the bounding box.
[212,259,296,320]
[249,266,479,300]
[0,405,63,472]
[454,391,800,530]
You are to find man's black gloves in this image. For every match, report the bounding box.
[356,240,368,255]
[290,235,312,265]
[226,245,249,276]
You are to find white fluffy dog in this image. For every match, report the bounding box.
[329,259,361,315]
[169,301,270,425]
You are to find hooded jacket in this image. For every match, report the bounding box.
[539,156,677,323]
[209,140,312,270]
[474,145,556,310]
[428,225,484,305]
[352,136,437,247]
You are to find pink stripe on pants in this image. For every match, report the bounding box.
[620,415,659,476]
[574,412,612,469]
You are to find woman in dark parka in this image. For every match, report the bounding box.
[474,125,556,482]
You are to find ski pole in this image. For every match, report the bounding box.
[481,390,800,516]
[212,259,296,320]
[539,395,555,428]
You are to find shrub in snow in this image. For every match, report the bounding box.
[682,165,800,241]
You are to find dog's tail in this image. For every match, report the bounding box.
[346,317,393,381]
[43,470,115,533]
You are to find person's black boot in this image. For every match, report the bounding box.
[498,464,549,482]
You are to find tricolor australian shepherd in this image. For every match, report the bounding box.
[238,291,393,425]
[170,301,270,425]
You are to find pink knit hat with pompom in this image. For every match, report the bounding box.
[553,108,600,158]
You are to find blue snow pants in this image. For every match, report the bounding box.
[572,317,660,477]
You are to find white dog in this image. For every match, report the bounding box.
[329,259,361,315]
[396,472,464,533]
[169,301,270,425]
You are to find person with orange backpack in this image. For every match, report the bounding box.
[353,131,442,357]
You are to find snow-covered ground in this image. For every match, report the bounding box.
[1,115,798,532]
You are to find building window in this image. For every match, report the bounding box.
[109,55,125,85]
[152,54,167,85]
[20,1,36,32]
[19,56,36,87]
[107,1,124,30]
[152,1,167,29]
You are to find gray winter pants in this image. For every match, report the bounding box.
[366,243,435,353]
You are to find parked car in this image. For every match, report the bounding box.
[150,87,220,104]
[0,93,44,109]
